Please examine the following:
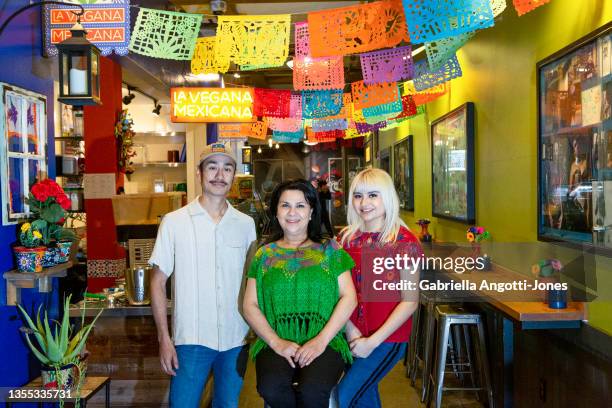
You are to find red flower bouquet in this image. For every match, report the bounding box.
[26,179,75,245]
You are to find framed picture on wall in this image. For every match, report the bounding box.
[537,22,612,248]
[393,136,414,211]
[431,102,475,223]
[379,147,391,174]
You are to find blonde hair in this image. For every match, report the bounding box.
[341,168,408,245]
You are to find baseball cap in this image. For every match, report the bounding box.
[198,142,237,167]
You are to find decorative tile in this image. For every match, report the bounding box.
[87,258,126,278]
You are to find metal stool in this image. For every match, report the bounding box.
[406,290,465,403]
[429,305,494,408]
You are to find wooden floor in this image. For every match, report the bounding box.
[88,358,484,407]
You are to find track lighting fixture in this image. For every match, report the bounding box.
[152,100,162,116]
[123,85,136,105]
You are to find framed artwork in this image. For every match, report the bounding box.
[364,138,372,165]
[431,102,475,223]
[0,83,47,225]
[379,147,391,174]
[393,136,414,211]
[241,146,252,164]
[538,22,612,248]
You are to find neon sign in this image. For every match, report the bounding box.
[171,88,255,123]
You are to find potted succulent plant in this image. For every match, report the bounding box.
[13,222,46,273]
[18,295,102,404]
[25,179,75,267]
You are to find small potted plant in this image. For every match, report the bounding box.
[18,295,103,404]
[531,259,567,308]
[26,179,75,267]
[467,226,492,270]
[13,222,46,273]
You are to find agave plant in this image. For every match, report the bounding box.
[17,295,102,368]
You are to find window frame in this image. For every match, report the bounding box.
[0,82,48,225]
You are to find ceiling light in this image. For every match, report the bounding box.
[275,143,280,149]
[411,45,426,57]
[233,72,241,78]
[304,141,318,146]
[257,146,262,154]
[286,59,294,70]
[152,100,162,116]
[122,86,135,105]
[187,73,221,82]
[268,138,273,148]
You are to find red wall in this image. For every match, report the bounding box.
[84,57,125,291]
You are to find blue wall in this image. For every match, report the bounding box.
[0,0,58,388]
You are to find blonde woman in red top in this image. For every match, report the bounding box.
[337,168,422,408]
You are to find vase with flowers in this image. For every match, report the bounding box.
[416,219,432,243]
[467,226,492,270]
[13,222,46,273]
[25,179,75,267]
[531,259,567,308]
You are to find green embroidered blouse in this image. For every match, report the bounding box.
[247,239,355,363]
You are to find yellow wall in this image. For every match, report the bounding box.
[377,0,612,334]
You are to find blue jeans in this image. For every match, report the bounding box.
[170,344,246,408]
[337,342,406,408]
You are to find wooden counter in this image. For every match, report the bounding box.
[423,246,587,329]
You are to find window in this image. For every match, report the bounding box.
[0,83,47,225]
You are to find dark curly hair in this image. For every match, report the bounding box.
[266,179,324,244]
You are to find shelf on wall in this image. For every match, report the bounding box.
[134,132,186,138]
[132,162,186,168]
[55,136,84,141]
[3,261,73,305]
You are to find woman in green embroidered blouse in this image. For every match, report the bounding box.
[243,179,357,408]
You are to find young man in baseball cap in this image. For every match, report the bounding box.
[150,142,256,407]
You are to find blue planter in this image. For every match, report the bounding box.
[41,247,57,268]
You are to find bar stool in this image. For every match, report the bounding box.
[429,305,494,408]
[406,290,465,403]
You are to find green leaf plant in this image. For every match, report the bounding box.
[17,295,103,406]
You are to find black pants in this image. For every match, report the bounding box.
[256,346,345,408]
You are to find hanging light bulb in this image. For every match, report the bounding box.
[275,143,280,149]
[268,138,273,148]
[257,146,262,154]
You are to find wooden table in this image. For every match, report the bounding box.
[7,376,110,407]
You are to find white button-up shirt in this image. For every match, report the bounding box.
[149,197,256,351]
